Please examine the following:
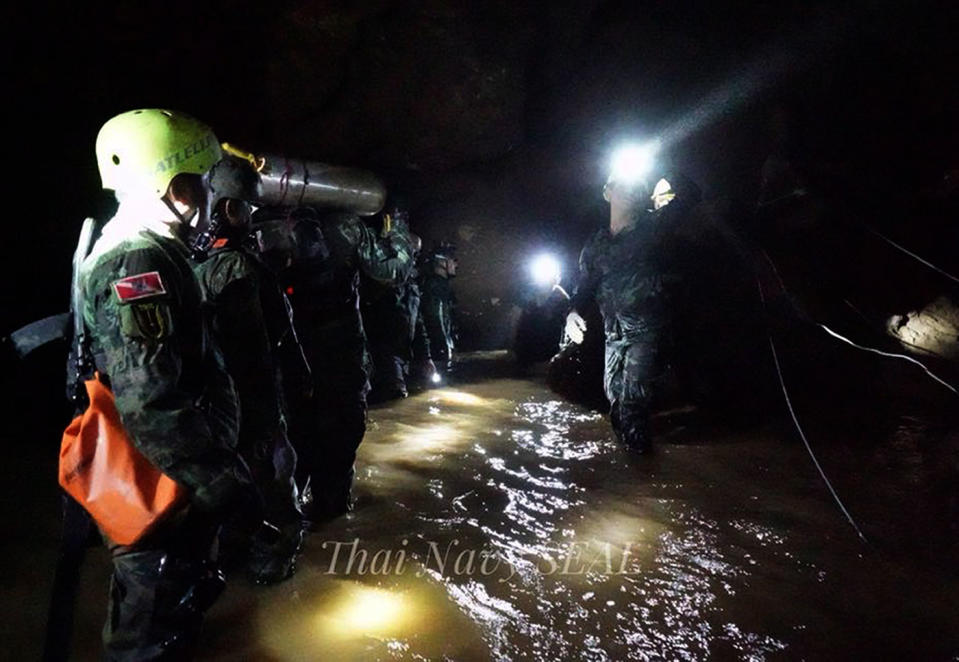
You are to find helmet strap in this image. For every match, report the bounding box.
[162,196,198,225]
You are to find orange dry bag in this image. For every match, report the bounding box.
[58,378,185,545]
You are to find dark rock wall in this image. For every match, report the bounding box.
[5,0,957,349]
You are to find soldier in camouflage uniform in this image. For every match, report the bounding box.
[253,205,415,521]
[408,284,436,384]
[362,205,435,401]
[566,162,688,454]
[83,110,258,659]
[419,243,458,373]
[193,187,308,584]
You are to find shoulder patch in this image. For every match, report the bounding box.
[120,302,173,340]
[113,271,167,302]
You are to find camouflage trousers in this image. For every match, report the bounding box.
[603,327,666,453]
[103,517,222,661]
[239,426,302,527]
[369,351,409,401]
[217,427,304,583]
[290,332,370,520]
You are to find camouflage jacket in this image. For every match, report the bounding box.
[194,236,301,456]
[279,209,416,343]
[419,273,455,359]
[572,213,684,340]
[80,217,248,514]
[360,266,426,361]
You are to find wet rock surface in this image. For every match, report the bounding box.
[888,296,959,361]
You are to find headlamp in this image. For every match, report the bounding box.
[529,253,561,288]
[609,142,657,186]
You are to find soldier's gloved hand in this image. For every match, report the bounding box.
[565,311,587,345]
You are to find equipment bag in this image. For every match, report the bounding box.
[58,377,185,546]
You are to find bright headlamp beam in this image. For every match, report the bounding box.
[529,253,561,287]
[650,12,838,152]
[609,143,657,185]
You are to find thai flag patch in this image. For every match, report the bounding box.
[113,271,167,302]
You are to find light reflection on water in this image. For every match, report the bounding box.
[202,368,959,661]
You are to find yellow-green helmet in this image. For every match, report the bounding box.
[95,109,222,198]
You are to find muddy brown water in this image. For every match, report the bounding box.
[9,352,959,660]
